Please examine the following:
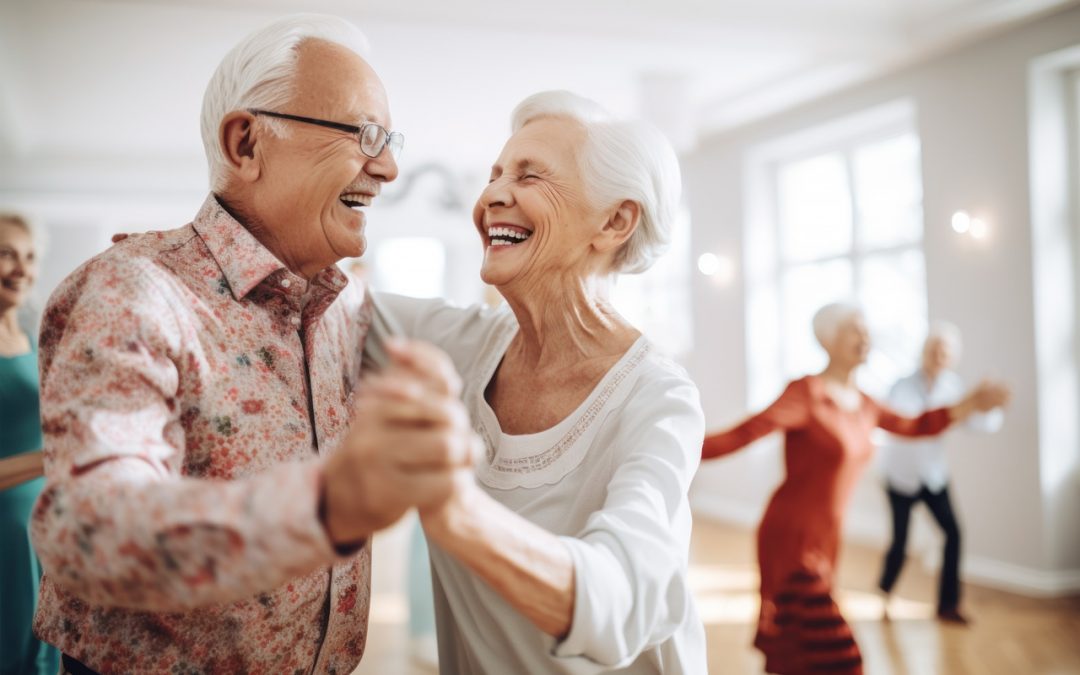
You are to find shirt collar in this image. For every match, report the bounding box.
[191,194,350,302]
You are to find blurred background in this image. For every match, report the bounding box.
[2,1,1079,672]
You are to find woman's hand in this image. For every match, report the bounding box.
[321,339,477,546]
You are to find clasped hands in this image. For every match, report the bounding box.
[323,338,480,546]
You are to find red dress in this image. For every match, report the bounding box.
[702,375,951,675]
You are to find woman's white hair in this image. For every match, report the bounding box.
[510,91,682,274]
[812,302,863,348]
[201,14,371,191]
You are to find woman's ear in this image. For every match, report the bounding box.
[594,200,640,253]
[220,111,263,184]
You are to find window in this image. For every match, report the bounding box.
[612,204,694,357]
[745,102,927,404]
[371,236,447,298]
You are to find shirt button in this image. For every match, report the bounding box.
[280,278,292,288]
[290,316,301,327]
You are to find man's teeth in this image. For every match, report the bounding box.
[340,192,372,208]
[487,227,532,246]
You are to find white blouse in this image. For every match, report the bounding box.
[370,293,707,674]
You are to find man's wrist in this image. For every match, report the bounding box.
[318,471,367,555]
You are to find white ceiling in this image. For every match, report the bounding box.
[0,0,1076,195]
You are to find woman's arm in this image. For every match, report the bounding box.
[703,378,809,459]
[878,379,1010,437]
[423,373,705,669]
[0,450,44,491]
[421,481,575,637]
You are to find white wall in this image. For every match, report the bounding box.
[686,4,1080,595]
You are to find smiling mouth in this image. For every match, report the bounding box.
[0,278,26,292]
[340,191,374,210]
[487,226,533,247]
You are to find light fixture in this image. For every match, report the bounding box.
[951,211,971,234]
[969,218,988,240]
[697,253,720,276]
[698,252,736,286]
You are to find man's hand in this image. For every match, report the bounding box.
[950,378,1011,423]
[322,339,478,546]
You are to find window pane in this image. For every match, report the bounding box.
[857,249,927,397]
[372,237,446,298]
[778,153,853,263]
[853,133,923,250]
[781,259,854,378]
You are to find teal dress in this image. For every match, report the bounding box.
[0,342,59,675]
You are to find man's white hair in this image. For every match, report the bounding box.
[812,301,863,348]
[510,90,682,275]
[925,320,963,358]
[200,14,371,191]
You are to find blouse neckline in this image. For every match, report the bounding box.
[472,324,651,490]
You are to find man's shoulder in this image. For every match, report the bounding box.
[46,224,199,312]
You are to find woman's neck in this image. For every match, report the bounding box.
[0,307,22,338]
[819,361,858,388]
[499,273,638,370]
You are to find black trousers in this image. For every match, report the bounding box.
[878,483,962,612]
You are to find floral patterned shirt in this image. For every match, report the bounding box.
[31,195,373,675]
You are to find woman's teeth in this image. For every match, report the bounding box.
[488,227,532,247]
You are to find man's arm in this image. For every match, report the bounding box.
[31,259,344,611]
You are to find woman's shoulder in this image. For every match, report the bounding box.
[623,342,702,416]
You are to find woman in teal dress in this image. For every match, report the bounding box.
[0,212,59,675]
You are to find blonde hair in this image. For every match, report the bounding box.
[0,212,45,255]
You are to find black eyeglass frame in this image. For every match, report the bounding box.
[247,108,403,159]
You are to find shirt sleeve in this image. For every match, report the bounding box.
[702,378,810,459]
[366,291,506,375]
[30,257,342,611]
[551,371,703,669]
[874,399,952,437]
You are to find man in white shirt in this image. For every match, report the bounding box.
[878,322,1003,625]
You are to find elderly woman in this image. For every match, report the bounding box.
[0,213,59,675]
[700,303,1009,675]
[366,91,706,673]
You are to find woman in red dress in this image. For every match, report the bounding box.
[702,303,1009,675]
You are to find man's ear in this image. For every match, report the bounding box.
[220,111,263,184]
[594,200,641,254]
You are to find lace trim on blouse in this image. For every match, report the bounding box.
[473,331,651,490]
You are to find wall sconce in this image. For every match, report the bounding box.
[951,210,989,241]
[697,252,736,286]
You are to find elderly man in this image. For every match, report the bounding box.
[877,321,1004,625]
[30,14,472,674]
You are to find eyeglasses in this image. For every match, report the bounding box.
[248,109,404,159]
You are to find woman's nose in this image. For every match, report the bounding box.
[481,177,513,209]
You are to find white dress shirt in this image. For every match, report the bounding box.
[880,370,1003,495]
[370,293,708,675]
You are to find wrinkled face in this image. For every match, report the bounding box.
[922,335,956,376]
[472,117,607,288]
[828,313,871,366]
[248,39,399,274]
[0,221,36,311]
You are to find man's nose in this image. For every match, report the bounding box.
[367,148,399,183]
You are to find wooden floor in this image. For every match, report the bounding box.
[355,517,1080,674]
